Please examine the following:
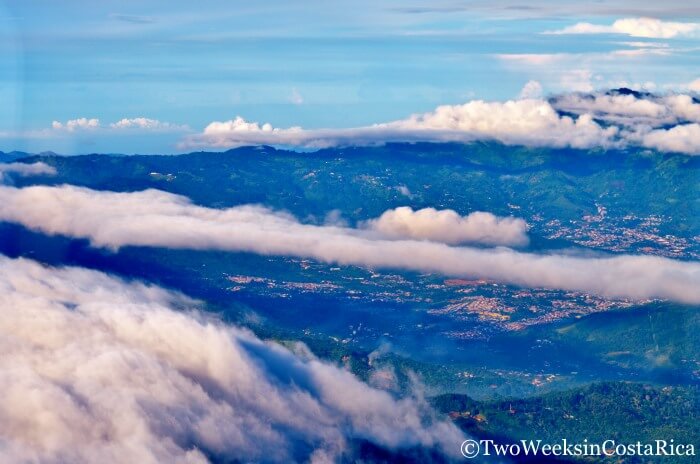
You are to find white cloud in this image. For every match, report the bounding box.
[497,53,567,66]
[657,95,700,123]
[384,99,619,149]
[41,91,698,155]
[518,80,544,99]
[549,91,700,154]
[361,206,529,247]
[618,41,670,49]
[688,78,700,92]
[552,93,667,122]
[0,162,56,181]
[550,92,700,127]
[181,99,620,151]
[641,123,700,153]
[52,118,101,131]
[548,23,615,35]
[0,184,698,303]
[196,116,306,144]
[110,117,188,131]
[176,88,700,154]
[50,117,187,133]
[496,48,676,93]
[0,255,463,463]
[609,47,671,57]
[498,45,672,69]
[546,17,700,39]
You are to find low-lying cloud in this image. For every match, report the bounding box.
[0,162,57,182]
[641,123,700,154]
[361,207,529,247]
[0,184,698,303]
[550,92,700,126]
[0,255,463,463]
[179,89,700,155]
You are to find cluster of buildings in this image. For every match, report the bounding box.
[537,209,697,260]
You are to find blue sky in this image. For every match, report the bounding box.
[1,0,699,154]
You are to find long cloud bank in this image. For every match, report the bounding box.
[0,255,463,463]
[0,184,698,303]
[178,89,700,155]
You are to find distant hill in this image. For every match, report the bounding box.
[0,150,34,161]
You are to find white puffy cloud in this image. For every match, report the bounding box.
[548,92,700,154]
[197,116,308,145]
[641,123,700,154]
[174,87,700,154]
[52,118,101,131]
[546,17,700,39]
[0,255,463,463]
[40,90,700,154]
[0,162,56,181]
[361,207,529,247]
[664,95,700,123]
[181,98,620,151]
[552,93,700,126]
[689,79,700,92]
[551,93,675,125]
[385,99,618,149]
[0,184,698,303]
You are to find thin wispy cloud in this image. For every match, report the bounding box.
[288,88,304,105]
[496,46,690,96]
[109,13,156,25]
[496,53,568,65]
[391,1,700,18]
[545,17,700,39]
